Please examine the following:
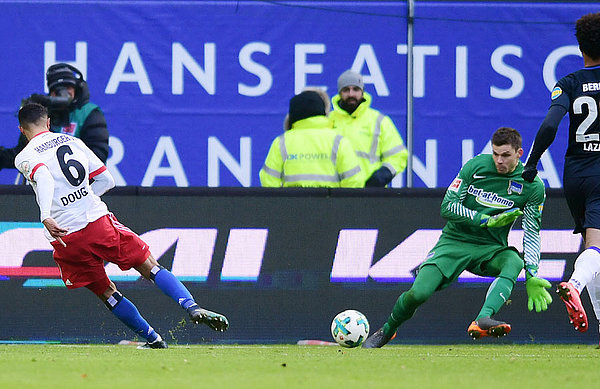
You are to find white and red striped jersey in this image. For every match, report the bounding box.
[15,131,111,240]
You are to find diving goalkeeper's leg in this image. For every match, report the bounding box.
[136,255,229,332]
[467,277,513,339]
[467,251,522,339]
[363,265,443,348]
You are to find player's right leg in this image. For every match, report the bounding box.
[566,229,600,296]
[467,250,521,339]
[101,214,229,332]
[559,178,600,332]
[135,255,229,332]
[558,233,600,332]
[362,265,444,348]
[91,280,167,349]
[467,317,511,339]
[557,281,588,332]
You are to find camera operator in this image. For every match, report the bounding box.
[0,63,109,175]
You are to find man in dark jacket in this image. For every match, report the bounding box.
[0,63,109,173]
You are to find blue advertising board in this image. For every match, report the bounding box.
[0,1,592,187]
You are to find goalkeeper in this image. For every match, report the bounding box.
[363,127,551,348]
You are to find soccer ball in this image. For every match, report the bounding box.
[330,309,370,348]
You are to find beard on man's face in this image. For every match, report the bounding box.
[341,97,360,111]
[345,96,358,105]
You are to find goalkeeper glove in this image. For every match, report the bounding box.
[480,208,523,228]
[525,266,552,312]
[522,165,538,183]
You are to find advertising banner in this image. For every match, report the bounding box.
[0,1,593,187]
[0,188,595,344]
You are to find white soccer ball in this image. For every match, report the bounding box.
[330,309,370,348]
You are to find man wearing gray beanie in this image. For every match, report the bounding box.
[330,69,407,187]
[260,90,364,188]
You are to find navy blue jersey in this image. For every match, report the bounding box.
[551,65,600,176]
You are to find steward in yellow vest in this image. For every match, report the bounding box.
[330,70,408,187]
[260,90,364,188]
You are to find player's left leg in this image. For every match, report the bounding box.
[89,279,167,349]
[362,264,444,348]
[135,255,229,332]
[383,264,444,334]
[467,250,522,339]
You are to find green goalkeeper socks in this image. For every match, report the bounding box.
[384,293,413,337]
[384,265,443,338]
[476,276,514,319]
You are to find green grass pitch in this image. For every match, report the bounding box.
[1,344,600,388]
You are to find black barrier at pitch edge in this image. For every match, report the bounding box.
[0,186,595,345]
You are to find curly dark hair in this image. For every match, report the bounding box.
[492,127,522,151]
[576,13,600,60]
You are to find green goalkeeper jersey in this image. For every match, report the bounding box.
[440,153,546,269]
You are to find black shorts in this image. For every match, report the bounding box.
[563,175,600,234]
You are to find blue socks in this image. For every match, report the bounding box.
[105,291,160,343]
[104,266,198,342]
[150,265,197,311]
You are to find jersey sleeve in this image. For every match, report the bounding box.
[440,160,485,226]
[521,180,546,271]
[379,115,408,176]
[337,135,365,188]
[15,151,40,182]
[15,151,54,222]
[549,78,572,111]
[90,168,115,196]
[259,135,284,187]
[524,78,569,168]
[32,165,55,222]
[525,105,566,168]
[75,137,114,194]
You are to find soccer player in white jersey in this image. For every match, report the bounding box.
[15,103,229,348]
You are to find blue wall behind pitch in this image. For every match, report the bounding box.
[0,1,591,188]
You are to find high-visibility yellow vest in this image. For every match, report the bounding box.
[330,92,407,181]
[260,116,365,188]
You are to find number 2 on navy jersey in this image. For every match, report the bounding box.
[574,96,600,143]
[56,145,85,186]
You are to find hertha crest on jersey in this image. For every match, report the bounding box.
[508,180,523,195]
[449,177,462,192]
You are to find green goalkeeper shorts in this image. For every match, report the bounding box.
[419,234,522,290]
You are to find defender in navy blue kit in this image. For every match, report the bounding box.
[522,13,600,339]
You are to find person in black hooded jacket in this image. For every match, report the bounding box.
[0,63,109,174]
